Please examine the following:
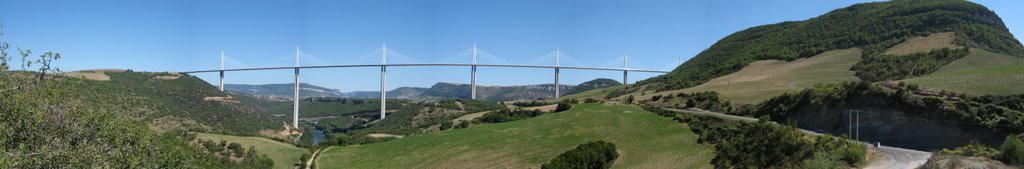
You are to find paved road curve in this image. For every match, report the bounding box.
[663,108,932,169]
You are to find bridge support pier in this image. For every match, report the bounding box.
[623,52,629,85]
[554,47,560,98]
[293,47,300,130]
[380,43,387,120]
[623,71,628,85]
[219,51,224,91]
[471,44,477,100]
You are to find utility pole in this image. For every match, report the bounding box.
[220,51,224,91]
[380,43,387,120]
[856,111,860,141]
[293,46,300,130]
[554,47,560,98]
[471,43,477,100]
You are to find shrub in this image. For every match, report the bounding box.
[439,121,454,130]
[1001,135,1024,165]
[584,98,598,103]
[555,101,572,112]
[541,140,618,169]
[479,109,545,123]
[457,121,471,128]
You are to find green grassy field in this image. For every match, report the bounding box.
[902,49,1024,95]
[195,133,307,169]
[550,85,624,102]
[316,104,713,169]
[663,48,862,105]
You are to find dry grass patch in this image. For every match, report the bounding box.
[666,48,862,105]
[902,49,1024,95]
[883,32,958,55]
[61,69,125,81]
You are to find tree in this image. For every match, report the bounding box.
[0,19,9,71]
[33,51,60,81]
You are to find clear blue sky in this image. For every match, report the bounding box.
[1,0,1021,92]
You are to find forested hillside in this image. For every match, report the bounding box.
[642,0,1023,91]
[69,71,280,135]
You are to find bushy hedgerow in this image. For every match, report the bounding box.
[541,140,618,169]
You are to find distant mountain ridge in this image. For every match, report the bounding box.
[230,78,622,101]
[224,83,344,101]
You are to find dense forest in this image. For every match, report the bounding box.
[640,0,1024,91]
[77,72,280,135]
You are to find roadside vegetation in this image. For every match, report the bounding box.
[924,135,1024,167]
[645,107,866,168]
[741,81,1024,131]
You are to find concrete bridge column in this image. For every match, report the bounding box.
[219,51,224,91]
[471,44,477,100]
[293,47,300,129]
[380,43,387,120]
[554,47,560,98]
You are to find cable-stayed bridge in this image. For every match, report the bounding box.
[182,44,675,129]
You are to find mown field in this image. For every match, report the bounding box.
[316,104,713,169]
[670,48,862,105]
[551,85,625,102]
[195,133,307,169]
[902,49,1024,95]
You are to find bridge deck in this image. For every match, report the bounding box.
[180,63,671,74]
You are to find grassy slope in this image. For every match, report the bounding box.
[551,85,625,102]
[670,48,861,105]
[882,32,958,55]
[902,49,1024,95]
[195,133,307,169]
[317,104,713,169]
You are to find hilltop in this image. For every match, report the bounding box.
[585,0,1024,106]
[640,0,1023,93]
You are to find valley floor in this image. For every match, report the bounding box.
[315,104,714,169]
[195,133,307,169]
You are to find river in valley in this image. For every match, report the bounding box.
[783,107,1012,151]
[312,128,326,145]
